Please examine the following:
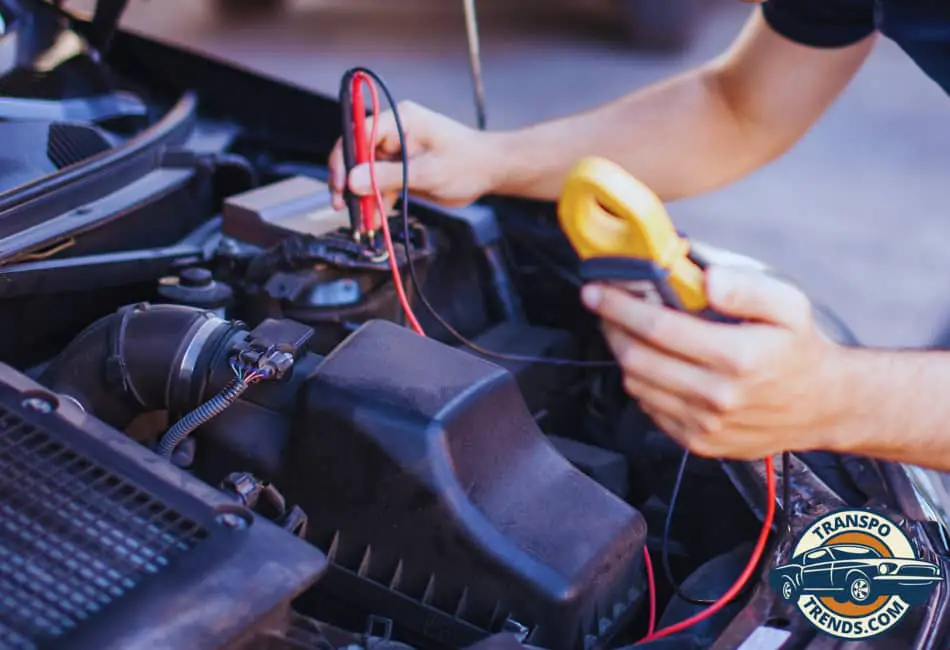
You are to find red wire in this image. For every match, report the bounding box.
[350,74,376,233]
[357,72,425,336]
[644,544,656,636]
[638,456,776,644]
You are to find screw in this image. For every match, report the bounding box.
[216,512,249,529]
[22,397,54,413]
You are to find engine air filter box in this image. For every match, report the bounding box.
[286,320,648,650]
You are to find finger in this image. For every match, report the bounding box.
[602,325,721,405]
[363,109,411,157]
[623,374,689,419]
[328,139,345,210]
[585,284,737,368]
[650,413,685,439]
[382,191,399,217]
[706,266,811,330]
[636,392,724,458]
[350,160,406,196]
[350,155,441,197]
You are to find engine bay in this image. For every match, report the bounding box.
[1,2,949,650]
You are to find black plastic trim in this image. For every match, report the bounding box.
[0,90,198,244]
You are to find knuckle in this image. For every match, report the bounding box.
[790,287,811,315]
[695,412,723,436]
[682,433,710,457]
[685,433,720,459]
[723,346,756,377]
[704,382,741,414]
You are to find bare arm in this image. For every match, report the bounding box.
[492,8,876,202]
[826,349,950,471]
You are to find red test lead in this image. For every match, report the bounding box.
[339,69,378,238]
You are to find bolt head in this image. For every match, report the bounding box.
[22,397,54,413]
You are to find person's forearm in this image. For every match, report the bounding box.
[487,66,773,203]
[825,348,950,471]
[483,8,875,204]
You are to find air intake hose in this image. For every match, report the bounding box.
[40,303,246,429]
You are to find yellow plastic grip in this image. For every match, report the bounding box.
[557,156,709,311]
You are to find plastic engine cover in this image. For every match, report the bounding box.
[285,319,648,649]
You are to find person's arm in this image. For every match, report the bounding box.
[828,349,950,471]
[492,7,876,202]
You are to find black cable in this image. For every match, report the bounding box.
[349,67,615,369]
[662,450,717,605]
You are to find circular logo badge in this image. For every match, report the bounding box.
[769,508,942,640]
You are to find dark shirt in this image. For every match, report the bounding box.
[762,0,950,96]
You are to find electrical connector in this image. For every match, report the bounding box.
[231,318,315,382]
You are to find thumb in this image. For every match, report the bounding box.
[706,266,812,329]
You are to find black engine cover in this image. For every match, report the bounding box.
[286,320,647,649]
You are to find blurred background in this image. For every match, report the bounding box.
[74,0,950,348]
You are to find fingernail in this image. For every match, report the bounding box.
[349,165,369,194]
[581,284,602,310]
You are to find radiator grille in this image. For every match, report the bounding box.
[0,408,208,650]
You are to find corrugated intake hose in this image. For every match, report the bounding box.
[39,303,246,430]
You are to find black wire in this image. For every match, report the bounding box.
[349,67,615,369]
[662,450,717,605]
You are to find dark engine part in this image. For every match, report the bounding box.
[36,303,315,460]
[38,303,244,431]
[286,320,648,650]
[0,363,327,650]
[221,176,439,353]
[35,303,647,650]
[157,267,235,316]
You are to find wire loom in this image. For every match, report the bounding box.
[156,359,271,459]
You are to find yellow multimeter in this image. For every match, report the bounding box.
[557,156,727,319]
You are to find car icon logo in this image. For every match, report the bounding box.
[770,508,942,640]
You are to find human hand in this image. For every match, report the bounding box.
[580,266,850,460]
[328,101,502,211]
